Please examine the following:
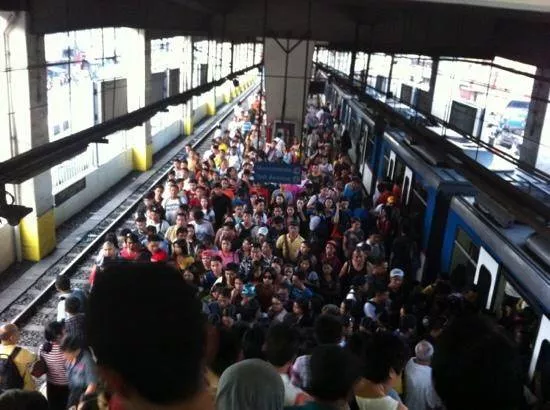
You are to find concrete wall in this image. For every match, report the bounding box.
[152,119,183,154]
[193,103,208,124]
[0,225,15,273]
[54,150,133,226]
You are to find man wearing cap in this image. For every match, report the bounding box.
[146,205,170,237]
[388,268,406,329]
[256,226,269,244]
[276,221,305,263]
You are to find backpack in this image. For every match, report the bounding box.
[0,347,23,392]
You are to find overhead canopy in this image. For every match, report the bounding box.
[6,0,550,66]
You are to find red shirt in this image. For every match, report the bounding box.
[151,250,169,262]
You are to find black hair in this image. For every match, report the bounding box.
[226,262,239,272]
[314,314,343,345]
[361,331,408,383]
[60,335,82,352]
[294,298,310,316]
[307,345,360,402]
[64,296,81,315]
[55,275,71,292]
[88,263,205,405]
[265,323,299,367]
[432,315,523,410]
[242,324,265,360]
[210,327,242,377]
[42,321,64,353]
[0,390,49,410]
[105,232,119,248]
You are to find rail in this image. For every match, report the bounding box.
[9,83,260,326]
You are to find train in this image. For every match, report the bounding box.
[325,80,550,384]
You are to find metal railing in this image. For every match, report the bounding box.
[51,148,96,192]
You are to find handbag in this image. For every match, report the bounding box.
[31,356,47,378]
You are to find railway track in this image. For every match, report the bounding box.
[2,84,258,350]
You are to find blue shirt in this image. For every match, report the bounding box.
[288,284,313,301]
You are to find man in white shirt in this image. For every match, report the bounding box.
[162,184,186,225]
[404,340,442,410]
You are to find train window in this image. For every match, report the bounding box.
[450,227,479,291]
[455,227,480,261]
[63,120,69,131]
[393,157,406,185]
[364,125,375,164]
[412,179,428,205]
[53,125,61,136]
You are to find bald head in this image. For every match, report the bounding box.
[0,324,19,345]
[415,340,434,363]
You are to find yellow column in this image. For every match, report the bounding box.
[206,89,216,116]
[19,208,56,261]
[183,102,193,135]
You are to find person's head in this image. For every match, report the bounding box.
[217,288,231,309]
[135,215,147,231]
[293,299,309,317]
[265,323,299,369]
[389,269,404,290]
[146,235,162,254]
[307,345,360,405]
[250,242,263,261]
[291,271,306,287]
[44,321,64,344]
[60,334,82,360]
[261,269,275,285]
[210,256,223,277]
[101,241,117,259]
[432,315,523,410]
[261,241,272,257]
[233,277,244,292]
[175,213,187,227]
[361,332,408,387]
[221,239,232,252]
[55,275,71,293]
[0,324,20,345]
[216,359,284,410]
[0,389,49,410]
[88,263,206,406]
[414,340,434,364]
[325,240,337,257]
[351,249,365,265]
[148,206,161,223]
[373,285,390,304]
[314,314,343,345]
[169,184,179,199]
[288,222,299,238]
[125,233,140,251]
[65,296,81,315]
[193,210,204,222]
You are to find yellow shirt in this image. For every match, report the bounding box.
[276,234,305,262]
[0,344,36,391]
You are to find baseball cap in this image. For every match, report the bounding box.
[258,227,269,236]
[390,268,404,279]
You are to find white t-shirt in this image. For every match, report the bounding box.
[355,395,399,410]
[404,358,441,410]
[281,373,307,407]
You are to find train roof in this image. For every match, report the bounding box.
[451,196,550,316]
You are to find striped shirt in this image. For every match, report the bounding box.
[38,343,68,386]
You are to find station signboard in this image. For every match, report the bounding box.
[253,162,302,185]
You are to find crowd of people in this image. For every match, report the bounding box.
[0,93,539,410]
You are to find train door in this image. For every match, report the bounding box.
[360,123,374,194]
[530,317,550,388]
[473,247,499,310]
[401,167,413,207]
[387,151,396,180]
